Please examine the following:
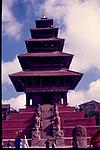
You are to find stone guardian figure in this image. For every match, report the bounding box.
[72,125,87,148]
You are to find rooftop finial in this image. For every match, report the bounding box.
[43,14,46,18]
[41,13,47,19]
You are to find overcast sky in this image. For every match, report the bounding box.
[2,0,100,110]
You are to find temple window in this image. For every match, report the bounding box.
[27,77,32,86]
[64,120,67,123]
[59,77,64,86]
[30,99,32,105]
[52,77,57,86]
[32,77,40,87]
[61,98,63,104]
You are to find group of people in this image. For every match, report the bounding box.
[3,129,100,148]
[6,137,56,148]
[6,135,29,148]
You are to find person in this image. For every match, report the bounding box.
[7,140,12,148]
[2,141,4,148]
[52,140,56,148]
[45,138,50,148]
[90,130,100,148]
[21,135,29,148]
[14,136,21,148]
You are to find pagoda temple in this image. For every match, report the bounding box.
[9,16,83,107]
[2,16,100,148]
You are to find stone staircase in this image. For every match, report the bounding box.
[41,104,52,139]
[31,104,53,147]
[2,104,100,148]
[31,104,65,147]
[41,104,65,147]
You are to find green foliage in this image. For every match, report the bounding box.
[84,109,100,125]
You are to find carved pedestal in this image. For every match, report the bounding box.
[31,128,45,147]
[53,127,65,147]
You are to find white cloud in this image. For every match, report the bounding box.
[2,57,22,85]
[19,0,41,20]
[2,94,26,111]
[87,79,100,99]
[68,79,100,106]
[2,0,22,39]
[42,0,100,72]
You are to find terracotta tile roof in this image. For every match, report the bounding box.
[25,38,64,42]
[9,69,83,77]
[30,27,58,30]
[18,52,73,57]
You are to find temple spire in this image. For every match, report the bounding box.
[41,13,47,19]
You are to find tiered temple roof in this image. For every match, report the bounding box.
[9,16,83,106]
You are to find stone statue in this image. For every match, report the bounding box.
[34,115,40,129]
[33,104,42,139]
[55,114,61,130]
[53,105,64,138]
[56,128,64,137]
[33,127,41,139]
[36,104,42,119]
[54,111,64,138]
[37,104,42,112]
[72,125,87,148]
[54,104,58,112]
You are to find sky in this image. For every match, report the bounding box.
[2,0,100,110]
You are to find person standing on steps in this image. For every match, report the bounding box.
[21,135,29,148]
[52,140,56,148]
[7,140,12,148]
[2,141,4,148]
[14,136,21,148]
[89,130,100,148]
[45,138,50,148]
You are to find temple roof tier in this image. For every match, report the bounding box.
[24,87,71,93]
[9,69,83,92]
[9,69,83,77]
[18,52,73,71]
[18,51,73,57]
[30,27,58,39]
[25,38,65,53]
[26,38,64,42]
[35,18,53,28]
[9,16,83,108]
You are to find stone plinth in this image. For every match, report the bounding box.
[31,138,46,147]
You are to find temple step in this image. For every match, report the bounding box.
[41,104,52,139]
